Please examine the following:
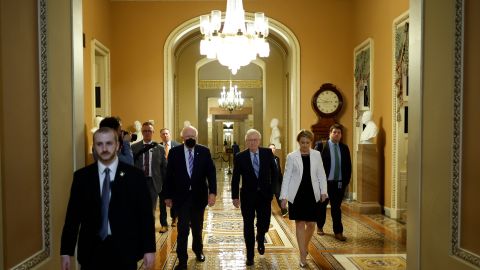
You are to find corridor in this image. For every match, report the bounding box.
[145,167,406,270]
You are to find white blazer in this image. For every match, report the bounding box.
[279,148,327,203]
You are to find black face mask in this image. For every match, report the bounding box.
[185,138,196,148]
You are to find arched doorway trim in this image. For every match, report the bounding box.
[164,15,300,152]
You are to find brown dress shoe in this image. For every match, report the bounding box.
[335,233,346,241]
[317,229,325,235]
[159,225,168,233]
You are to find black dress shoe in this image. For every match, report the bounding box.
[196,253,206,262]
[257,235,265,255]
[257,243,265,255]
[246,259,254,266]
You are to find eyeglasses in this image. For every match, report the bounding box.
[142,130,153,133]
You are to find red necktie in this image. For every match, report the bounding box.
[143,144,150,176]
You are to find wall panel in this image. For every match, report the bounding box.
[0,0,50,268]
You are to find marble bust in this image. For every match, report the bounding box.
[90,116,104,134]
[132,120,143,143]
[269,118,282,149]
[360,111,378,144]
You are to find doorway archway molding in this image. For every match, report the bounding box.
[164,14,300,152]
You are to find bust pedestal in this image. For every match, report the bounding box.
[352,143,382,214]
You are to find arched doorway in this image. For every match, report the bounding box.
[163,15,300,154]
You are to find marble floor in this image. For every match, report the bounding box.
[144,168,406,270]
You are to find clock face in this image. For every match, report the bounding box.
[316,90,340,114]
[311,83,343,118]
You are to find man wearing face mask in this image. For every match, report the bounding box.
[163,125,217,270]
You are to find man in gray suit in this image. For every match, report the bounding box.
[132,122,168,233]
[159,128,181,226]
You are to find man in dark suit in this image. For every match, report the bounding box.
[316,124,352,241]
[132,122,168,233]
[163,125,217,270]
[232,141,240,156]
[231,129,278,266]
[61,127,156,270]
[268,143,286,216]
[159,127,181,227]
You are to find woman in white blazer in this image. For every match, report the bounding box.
[279,130,327,267]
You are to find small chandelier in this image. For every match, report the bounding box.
[218,81,244,112]
[199,0,270,75]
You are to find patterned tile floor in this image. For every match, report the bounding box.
[143,168,406,270]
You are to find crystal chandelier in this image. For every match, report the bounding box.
[199,0,270,75]
[218,81,244,112]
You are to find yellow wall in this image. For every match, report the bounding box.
[0,1,42,267]
[83,0,112,163]
[177,40,201,134]
[352,0,409,207]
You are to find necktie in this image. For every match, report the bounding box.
[253,153,259,178]
[99,167,111,240]
[333,143,340,180]
[188,149,194,176]
[165,143,169,158]
[143,144,150,176]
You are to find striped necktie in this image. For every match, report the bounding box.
[253,153,259,178]
[188,149,194,177]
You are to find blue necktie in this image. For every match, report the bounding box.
[253,153,259,178]
[188,149,194,177]
[99,167,111,240]
[333,144,340,180]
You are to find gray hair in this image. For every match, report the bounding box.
[245,129,262,140]
[180,125,198,137]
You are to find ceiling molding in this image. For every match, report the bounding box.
[199,80,262,89]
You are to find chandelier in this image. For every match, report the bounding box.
[199,0,270,75]
[218,81,244,112]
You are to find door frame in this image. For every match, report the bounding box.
[391,11,410,219]
[90,39,111,121]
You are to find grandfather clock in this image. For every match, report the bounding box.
[311,83,344,143]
